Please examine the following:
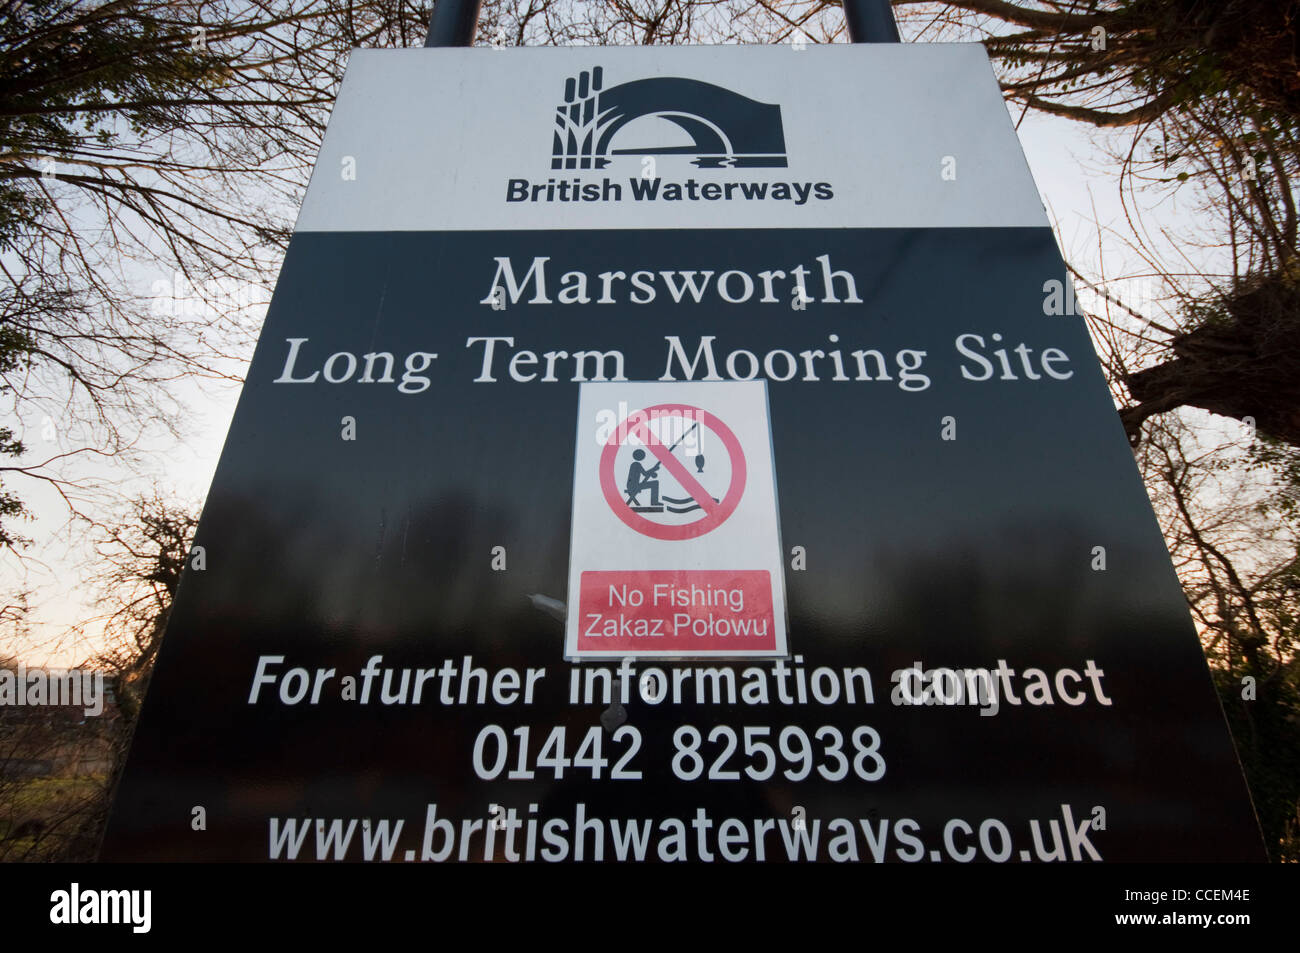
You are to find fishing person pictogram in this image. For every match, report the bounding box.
[599,403,747,541]
[624,421,714,514]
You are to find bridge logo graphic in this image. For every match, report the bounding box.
[552,66,789,170]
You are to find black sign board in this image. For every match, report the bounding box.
[101,45,1261,862]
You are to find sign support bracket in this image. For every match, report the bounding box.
[842,0,901,43]
[424,0,483,47]
[422,1,899,48]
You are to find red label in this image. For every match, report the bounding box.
[577,570,776,653]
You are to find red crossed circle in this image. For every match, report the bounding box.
[599,403,746,541]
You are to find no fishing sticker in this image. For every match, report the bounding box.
[565,381,788,659]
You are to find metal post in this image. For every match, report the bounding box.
[424,0,483,48]
[842,0,901,43]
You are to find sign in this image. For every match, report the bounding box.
[100,44,1262,862]
[566,381,787,659]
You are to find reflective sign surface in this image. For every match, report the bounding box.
[101,46,1262,862]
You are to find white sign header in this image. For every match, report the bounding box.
[297,44,1047,232]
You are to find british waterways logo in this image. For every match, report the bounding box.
[507,66,832,206]
[552,65,787,170]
